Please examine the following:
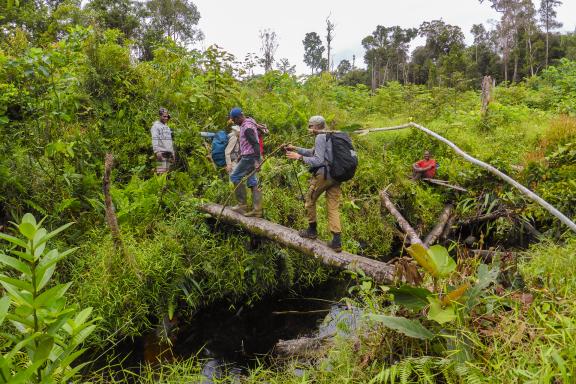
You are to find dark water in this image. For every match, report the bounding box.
[97,277,358,381]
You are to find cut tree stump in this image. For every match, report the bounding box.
[199,203,396,284]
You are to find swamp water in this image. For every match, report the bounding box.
[97,277,361,381]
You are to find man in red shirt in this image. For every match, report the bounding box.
[412,150,437,179]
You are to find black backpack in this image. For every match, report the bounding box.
[327,133,358,182]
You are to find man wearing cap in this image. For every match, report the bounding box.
[151,107,175,174]
[228,107,263,217]
[285,115,343,252]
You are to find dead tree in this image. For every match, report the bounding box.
[481,75,493,115]
[103,153,137,269]
[103,153,123,251]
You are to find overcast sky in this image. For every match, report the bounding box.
[192,0,576,75]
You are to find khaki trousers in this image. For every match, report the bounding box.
[305,173,341,234]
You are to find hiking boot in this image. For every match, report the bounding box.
[230,183,248,214]
[298,222,318,239]
[244,187,263,218]
[328,232,342,252]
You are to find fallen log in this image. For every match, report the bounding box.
[458,210,509,226]
[440,214,456,241]
[379,191,424,246]
[424,204,454,246]
[468,249,517,262]
[423,178,468,192]
[352,122,576,234]
[274,334,333,359]
[199,203,396,284]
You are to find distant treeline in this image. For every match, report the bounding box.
[1,0,574,90]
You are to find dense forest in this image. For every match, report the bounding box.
[1,0,575,382]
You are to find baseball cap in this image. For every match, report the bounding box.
[308,115,325,127]
[229,107,243,118]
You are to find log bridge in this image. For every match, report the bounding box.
[199,203,396,284]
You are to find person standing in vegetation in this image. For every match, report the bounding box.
[151,107,175,175]
[286,116,343,252]
[412,150,437,179]
[228,107,263,217]
[225,124,241,174]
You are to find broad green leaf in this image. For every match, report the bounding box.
[34,283,72,308]
[407,243,437,276]
[9,250,33,262]
[1,282,32,308]
[427,297,457,324]
[0,232,28,249]
[36,264,56,291]
[7,313,35,329]
[37,247,75,278]
[0,275,34,293]
[10,359,46,384]
[61,359,88,382]
[476,263,499,291]
[466,263,499,309]
[71,324,96,346]
[48,343,65,362]
[46,312,72,336]
[74,307,93,326]
[389,285,433,311]
[33,335,54,362]
[33,239,46,259]
[427,245,456,277]
[34,222,73,247]
[4,332,41,359]
[32,228,48,252]
[368,314,435,340]
[21,213,36,226]
[18,222,36,240]
[0,296,10,326]
[0,254,31,275]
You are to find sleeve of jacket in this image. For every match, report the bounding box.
[151,125,160,153]
[302,134,327,168]
[245,128,261,157]
[296,147,314,157]
[225,134,238,166]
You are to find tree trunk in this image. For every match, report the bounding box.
[527,27,534,76]
[545,21,549,67]
[103,153,124,251]
[512,53,518,83]
[481,75,493,116]
[199,203,396,283]
[424,204,453,246]
[380,191,424,246]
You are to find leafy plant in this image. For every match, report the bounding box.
[0,213,98,383]
[368,243,498,348]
